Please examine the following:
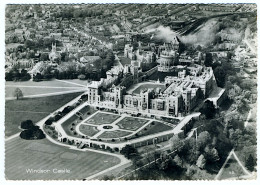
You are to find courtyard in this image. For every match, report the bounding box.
[127,81,166,95]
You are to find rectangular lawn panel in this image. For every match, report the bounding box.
[5,92,82,137]
[61,114,80,136]
[116,117,149,131]
[98,130,132,139]
[79,125,99,137]
[85,112,120,126]
[5,137,120,180]
[137,121,173,137]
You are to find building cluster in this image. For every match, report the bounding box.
[85,63,216,118]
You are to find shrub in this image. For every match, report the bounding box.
[54,114,62,121]
[45,117,54,125]
[114,147,119,152]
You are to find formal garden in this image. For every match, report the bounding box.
[85,112,120,125]
[116,117,149,131]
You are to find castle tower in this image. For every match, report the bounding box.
[182,90,191,113]
[52,42,56,53]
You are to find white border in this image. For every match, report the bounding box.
[0,1,259,185]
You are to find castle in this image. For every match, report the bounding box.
[85,64,216,118]
[82,36,218,118]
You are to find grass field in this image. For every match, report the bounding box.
[5,137,120,180]
[5,92,82,137]
[85,112,120,126]
[5,86,84,98]
[116,117,149,131]
[6,80,81,88]
[98,130,132,139]
[5,79,86,98]
[219,154,247,180]
[136,121,173,137]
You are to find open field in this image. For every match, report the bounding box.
[5,79,87,98]
[116,117,149,131]
[6,80,82,88]
[85,112,120,126]
[5,137,120,180]
[5,92,82,137]
[5,86,84,98]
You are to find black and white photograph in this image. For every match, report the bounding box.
[1,1,258,182]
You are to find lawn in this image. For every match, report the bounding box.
[118,57,131,66]
[5,86,85,98]
[5,137,120,180]
[5,92,82,137]
[116,117,149,131]
[5,79,86,98]
[6,79,81,88]
[61,106,97,138]
[147,70,178,81]
[98,130,132,139]
[219,154,247,180]
[131,83,166,94]
[136,121,173,137]
[85,112,120,126]
[79,125,99,137]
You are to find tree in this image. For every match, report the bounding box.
[200,100,216,119]
[173,154,183,168]
[196,131,211,151]
[204,53,213,67]
[204,119,220,136]
[169,135,185,152]
[245,154,256,172]
[214,66,226,88]
[204,146,220,163]
[20,127,45,140]
[196,154,206,169]
[21,120,34,129]
[13,88,23,100]
[120,145,138,159]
